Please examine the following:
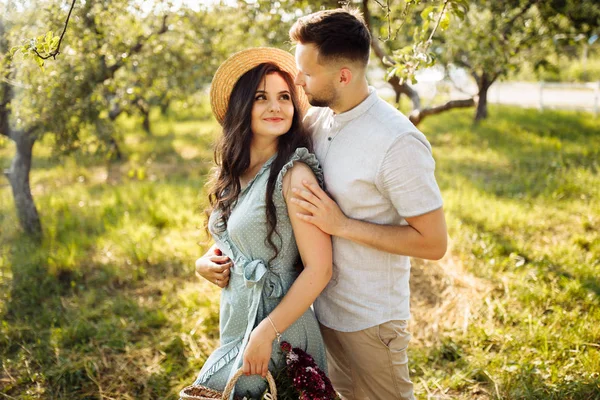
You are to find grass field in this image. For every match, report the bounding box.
[1,103,599,399]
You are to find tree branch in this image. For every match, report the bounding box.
[32,0,77,60]
[502,0,538,40]
[362,0,421,110]
[409,98,476,125]
[362,0,392,63]
[106,15,168,76]
[427,0,450,43]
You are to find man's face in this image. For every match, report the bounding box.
[294,43,339,108]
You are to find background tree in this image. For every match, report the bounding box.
[366,0,599,123]
[2,0,177,237]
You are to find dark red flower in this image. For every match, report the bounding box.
[280,341,292,353]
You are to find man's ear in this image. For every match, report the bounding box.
[339,67,353,86]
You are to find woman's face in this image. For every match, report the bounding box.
[251,72,294,139]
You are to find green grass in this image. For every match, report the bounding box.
[413,106,600,399]
[1,104,599,399]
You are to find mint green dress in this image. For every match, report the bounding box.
[192,148,328,399]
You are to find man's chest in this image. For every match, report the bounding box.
[313,127,389,215]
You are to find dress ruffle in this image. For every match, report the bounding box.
[275,147,324,198]
[195,341,241,384]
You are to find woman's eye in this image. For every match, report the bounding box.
[255,94,266,101]
[280,94,291,101]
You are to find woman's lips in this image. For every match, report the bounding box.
[264,118,284,122]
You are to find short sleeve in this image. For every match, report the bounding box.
[275,147,324,201]
[377,132,443,218]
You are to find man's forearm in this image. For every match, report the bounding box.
[337,217,446,260]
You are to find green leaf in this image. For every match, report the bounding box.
[421,5,435,21]
[440,13,451,30]
[34,55,45,69]
[386,66,399,81]
[423,19,431,33]
[452,8,465,20]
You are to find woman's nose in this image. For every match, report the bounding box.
[269,100,281,112]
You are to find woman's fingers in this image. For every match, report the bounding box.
[261,362,268,378]
[209,255,231,264]
[215,278,228,288]
[242,359,269,377]
[215,270,229,280]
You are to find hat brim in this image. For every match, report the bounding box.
[210,47,310,125]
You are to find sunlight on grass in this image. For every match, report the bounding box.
[1,104,599,399]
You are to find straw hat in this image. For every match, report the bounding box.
[210,47,309,125]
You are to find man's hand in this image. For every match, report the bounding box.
[290,180,348,236]
[195,247,231,288]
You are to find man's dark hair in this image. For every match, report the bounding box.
[289,8,371,67]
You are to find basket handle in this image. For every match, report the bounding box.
[221,368,277,400]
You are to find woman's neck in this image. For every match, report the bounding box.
[249,137,278,169]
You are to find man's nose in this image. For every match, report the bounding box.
[294,72,304,86]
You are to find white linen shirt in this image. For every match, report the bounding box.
[308,87,444,332]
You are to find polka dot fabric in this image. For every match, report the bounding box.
[189,148,327,399]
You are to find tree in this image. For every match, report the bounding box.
[1,0,342,238]
[440,0,558,121]
[1,0,187,237]
[365,0,599,123]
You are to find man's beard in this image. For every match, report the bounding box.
[307,86,338,108]
[308,97,331,108]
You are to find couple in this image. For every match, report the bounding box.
[190,8,447,400]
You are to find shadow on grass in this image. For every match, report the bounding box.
[451,209,600,304]
[488,107,600,145]
[0,194,202,399]
[437,156,593,202]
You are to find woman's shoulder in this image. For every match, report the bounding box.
[273,148,323,202]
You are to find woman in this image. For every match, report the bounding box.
[189,48,332,399]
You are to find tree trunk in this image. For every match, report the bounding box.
[142,112,151,135]
[108,136,123,161]
[159,99,170,116]
[475,73,492,122]
[5,133,42,239]
[136,98,151,135]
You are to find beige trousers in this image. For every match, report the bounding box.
[320,320,415,400]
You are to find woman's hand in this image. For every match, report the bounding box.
[242,320,277,377]
[195,246,232,288]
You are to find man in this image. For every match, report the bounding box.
[196,8,447,400]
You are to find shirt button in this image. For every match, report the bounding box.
[327,137,332,141]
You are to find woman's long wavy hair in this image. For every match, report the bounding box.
[206,63,313,261]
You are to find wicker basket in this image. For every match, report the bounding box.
[180,368,277,400]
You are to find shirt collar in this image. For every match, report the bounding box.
[332,86,378,123]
